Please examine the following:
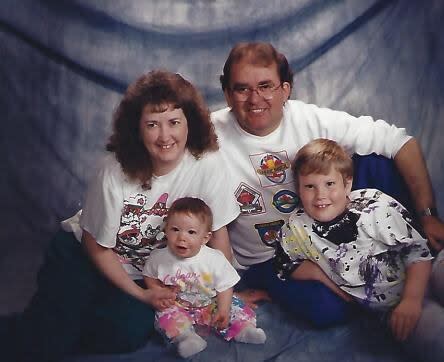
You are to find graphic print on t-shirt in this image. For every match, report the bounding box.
[235,182,266,215]
[249,151,292,188]
[114,192,169,269]
[254,220,285,248]
[272,189,300,214]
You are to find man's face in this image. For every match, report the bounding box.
[224,60,290,137]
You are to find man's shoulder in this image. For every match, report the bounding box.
[211,106,232,125]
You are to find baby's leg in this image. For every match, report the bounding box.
[156,305,207,358]
[291,260,352,302]
[217,296,266,344]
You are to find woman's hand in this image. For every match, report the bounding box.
[143,287,177,311]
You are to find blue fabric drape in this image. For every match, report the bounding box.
[1,0,443,317]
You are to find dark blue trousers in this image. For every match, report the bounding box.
[11,231,155,362]
[241,259,353,328]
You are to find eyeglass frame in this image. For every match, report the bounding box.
[229,82,284,101]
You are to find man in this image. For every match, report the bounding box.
[211,42,444,327]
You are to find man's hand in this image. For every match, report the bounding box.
[390,297,422,341]
[235,289,272,309]
[421,216,444,252]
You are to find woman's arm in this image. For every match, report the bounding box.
[82,230,175,308]
[208,226,233,262]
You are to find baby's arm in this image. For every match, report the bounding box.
[390,260,432,341]
[212,287,233,330]
[291,260,353,302]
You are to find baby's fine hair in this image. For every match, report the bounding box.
[293,139,354,189]
[167,197,213,231]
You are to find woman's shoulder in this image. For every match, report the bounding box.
[92,152,128,185]
[186,149,224,168]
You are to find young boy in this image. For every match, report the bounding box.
[274,138,434,342]
[143,197,266,358]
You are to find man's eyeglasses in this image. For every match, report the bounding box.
[230,83,282,101]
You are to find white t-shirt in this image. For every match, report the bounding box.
[211,100,411,267]
[143,245,240,308]
[80,150,239,278]
[277,189,433,309]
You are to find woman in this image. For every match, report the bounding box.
[10,70,239,361]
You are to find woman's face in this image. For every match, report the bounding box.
[139,104,188,176]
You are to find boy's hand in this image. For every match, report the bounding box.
[390,297,422,341]
[212,308,230,330]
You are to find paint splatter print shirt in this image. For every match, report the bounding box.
[275,189,433,310]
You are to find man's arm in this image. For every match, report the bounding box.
[394,138,444,251]
[208,226,233,262]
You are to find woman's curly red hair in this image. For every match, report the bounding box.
[107,70,218,189]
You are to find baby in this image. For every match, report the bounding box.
[143,197,266,358]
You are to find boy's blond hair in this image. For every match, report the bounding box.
[292,139,354,190]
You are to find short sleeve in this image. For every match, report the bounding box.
[80,156,125,248]
[359,192,432,266]
[273,216,309,280]
[212,249,240,292]
[192,151,240,231]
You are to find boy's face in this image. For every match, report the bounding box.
[165,212,211,258]
[297,167,352,222]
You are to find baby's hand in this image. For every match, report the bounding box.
[212,309,230,330]
[390,297,422,341]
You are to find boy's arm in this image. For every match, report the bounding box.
[291,261,353,302]
[390,260,432,341]
[213,288,233,330]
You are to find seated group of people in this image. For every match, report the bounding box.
[3,42,444,362]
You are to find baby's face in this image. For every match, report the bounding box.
[165,212,211,258]
[297,167,352,222]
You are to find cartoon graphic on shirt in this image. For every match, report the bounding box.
[147,193,168,216]
[272,190,300,214]
[250,151,292,187]
[114,193,170,269]
[235,182,265,215]
[254,220,285,247]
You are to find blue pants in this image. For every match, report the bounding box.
[240,259,353,328]
[11,231,155,362]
